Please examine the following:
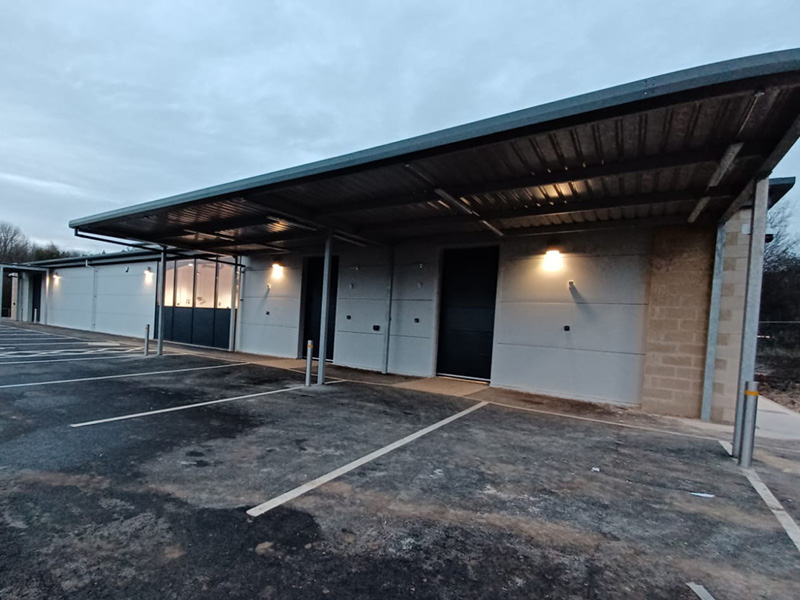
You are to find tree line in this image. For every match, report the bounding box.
[0,221,82,264]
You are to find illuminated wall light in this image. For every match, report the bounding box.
[144,267,154,283]
[272,262,284,279]
[52,271,61,283]
[542,238,563,271]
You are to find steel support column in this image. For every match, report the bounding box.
[382,246,396,374]
[700,224,726,421]
[157,249,167,356]
[317,233,333,384]
[0,266,4,321]
[732,177,769,457]
[228,257,239,352]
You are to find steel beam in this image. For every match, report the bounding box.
[361,187,733,234]
[318,144,762,218]
[316,234,333,384]
[721,113,800,222]
[700,223,726,421]
[688,143,743,222]
[732,177,768,457]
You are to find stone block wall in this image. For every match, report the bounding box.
[711,209,751,423]
[641,225,715,417]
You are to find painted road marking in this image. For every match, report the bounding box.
[687,583,717,600]
[718,440,800,554]
[0,335,77,339]
[0,362,249,389]
[0,341,100,348]
[743,468,800,554]
[0,351,171,366]
[247,401,488,517]
[70,385,307,427]
[0,347,138,359]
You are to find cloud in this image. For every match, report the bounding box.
[0,0,798,252]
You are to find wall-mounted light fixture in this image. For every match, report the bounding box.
[144,267,154,283]
[52,271,61,282]
[272,262,284,279]
[543,238,563,271]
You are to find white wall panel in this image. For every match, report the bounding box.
[491,344,646,406]
[46,262,156,338]
[47,268,93,330]
[333,247,390,371]
[237,254,302,357]
[93,262,157,337]
[334,331,387,371]
[385,241,440,376]
[491,230,652,406]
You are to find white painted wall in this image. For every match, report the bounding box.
[47,267,93,330]
[93,262,157,337]
[387,241,440,377]
[46,262,157,337]
[334,247,391,371]
[238,254,303,357]
[491,230,652,406]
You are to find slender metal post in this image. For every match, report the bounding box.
[305,340,314,386]
[701,224,726,421]
[42,270,49,325]
[13,275,21,321]
[738,381,759,468]
[228,257,239,352]
[0,266,4,320]
[144,324,150,356]
[733,177,768,457]
[317,234,333,384]
[33,308,38,323]
[382,246,395,374]
[157,250,166,356]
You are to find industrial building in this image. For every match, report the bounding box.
[2,49,799,429]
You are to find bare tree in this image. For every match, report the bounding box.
[0,221,30,263]
[764,200,799,272]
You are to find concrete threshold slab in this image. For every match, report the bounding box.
[396,377,489,397]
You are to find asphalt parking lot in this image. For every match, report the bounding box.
[1,323,798,599]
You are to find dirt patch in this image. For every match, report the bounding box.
[295,480,607,551]
[760,380,800,414]
[17,471,111,490]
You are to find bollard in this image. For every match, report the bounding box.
[33,308,38,323]
[738,381,759,468]
[305,340,314,387]
[144,324,150,356]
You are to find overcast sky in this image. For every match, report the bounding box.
[1,1,799,252]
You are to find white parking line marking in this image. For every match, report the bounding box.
[0,341,95,347]
[70,384,306,427]
[0,352,168,366]
[743,468,800,554]
[247,401,488,517]
[718,440,800,554]
[687,583,717,600]
[0,335,76,340]
[0,362,249,389]
[0,346,138,359]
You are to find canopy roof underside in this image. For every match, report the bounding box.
[70,49,800,255]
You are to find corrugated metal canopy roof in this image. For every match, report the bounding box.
[70,49,800,255]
